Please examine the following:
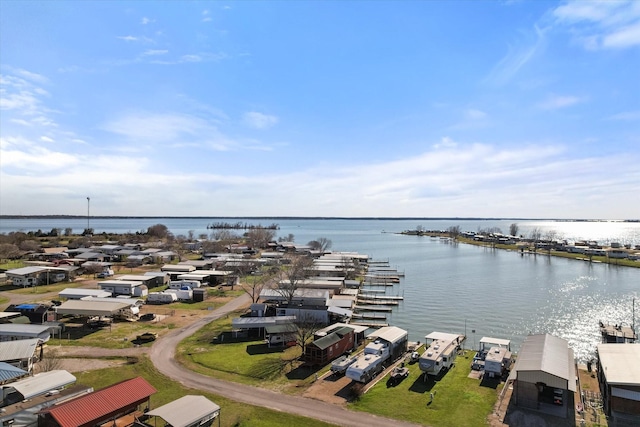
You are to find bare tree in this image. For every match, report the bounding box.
[509,223,519,237]
[340,256,360,280]
[278,233,295,242]
[544,230,558,255]
[38,348,63,372]
[243,271,271,303]
[307,237,332,253]
[246,228,276,249]
[0,243,21,260]
[147,224,170,239]
[211,229,239,241]
[529,227,542,253]
[294,313,324,356]
[275,255,315,305]
[447,225,461,240]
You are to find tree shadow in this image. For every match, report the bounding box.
[245,342,286,355]
[286,363,318,380]
[335,380,357,401]
[54,323,105,340]
[245,357,288,380]
[480,375,501,389]
[211,331,255,345]
[407,369,450,394]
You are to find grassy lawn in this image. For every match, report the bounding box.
[7,281,79,295]
[74,356,336,427]
[350,351,499,427]
[177,311,318,392]
[0,260,26,270]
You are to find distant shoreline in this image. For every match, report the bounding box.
[1,215,637,222]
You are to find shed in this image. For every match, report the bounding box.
[0,324,52,343]
[38,376,156,427]
[304,326,355,365]
[508,334,576,418]
[597,343,640,421]
[1,370,76,404]
[147,395,220,427]
[55,300,131,317]
[59,288,112,300]
[0,362,28,384]
[265,324,298,347]
[0,338,40,372]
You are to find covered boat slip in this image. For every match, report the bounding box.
[146,395,220,427]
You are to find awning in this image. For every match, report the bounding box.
[4,370,76,399]
[147,396,220,427]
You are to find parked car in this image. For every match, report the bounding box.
[136,332,158,343]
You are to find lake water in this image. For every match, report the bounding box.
[2,217,639,361]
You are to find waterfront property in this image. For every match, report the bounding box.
[303,325,355,366]
[508,333,576,419]
[597,343,640,423]
[145,395,221,427]
[418,331,464,378]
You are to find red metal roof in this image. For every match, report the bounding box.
[45,377,156,427]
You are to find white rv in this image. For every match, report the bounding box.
[419,332,464,377]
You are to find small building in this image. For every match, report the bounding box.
[0,338,41,373]
[115,274,157,288]
[54,300,135,320]
[144,271,170,286]
[0,324,52,343]
[38,376,156,427]
[5,266,47,287]
[146,395,220,427]
[1,370,76,406]
[597,343,640,422]
[98,280,148,297]
[58,288,113,300]
[265,323,298,348]
[303,326,354,366]
[4,303,53,324]
[0,362,28,385]
[508,334,576,419]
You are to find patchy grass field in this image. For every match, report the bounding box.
[74,356,336,427]
[177,311,319,392]
[350,351,499,427]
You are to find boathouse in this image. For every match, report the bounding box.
[508,334,576,419]
[597,343,640,423]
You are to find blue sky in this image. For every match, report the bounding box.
[1,1,639,219]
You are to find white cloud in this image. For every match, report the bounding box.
[117,35,153,43]
[485,25,547,85]
[433,136,457,149]
[142,49,169,56]
[466,109,488,120]
[552,0,640,49]
[607,110,640,121]
[243,112,278,130]
[141,17,155,25]
[40,136,54,143]
[537,94,584,110]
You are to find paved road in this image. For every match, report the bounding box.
[149,294,423,427]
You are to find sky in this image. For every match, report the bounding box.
[1,1,639,219]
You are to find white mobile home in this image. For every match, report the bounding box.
[98,280,148,297]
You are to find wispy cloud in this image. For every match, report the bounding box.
[607,110,640,121]
[537,94,584,110]
[117,35,153,43]
[552,0,640,49]
[243,112,278,130]
[202,10,212,22]
[142,49,169,56]
[485,25,547,85]
[141,17,155,25]
[101,111,270,151]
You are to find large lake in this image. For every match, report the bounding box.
[2,217,639,361]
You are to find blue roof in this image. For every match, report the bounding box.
[0,361,28,383]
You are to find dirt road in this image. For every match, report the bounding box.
[149,294,424,427]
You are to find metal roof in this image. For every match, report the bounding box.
[0,324,52,335]
[312,326,354,350]
[147,395,220,427]
[44,377,156,427]
[510,334,576,391]
[3,370,76,399]
[597,343,640,386]
[58,288,112,298]
[265,324,298,334]
[0,338,39,362]
[55,300,130,316]
[6,266,47,276]
[0,361,27,383]
[367,326,408,344]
